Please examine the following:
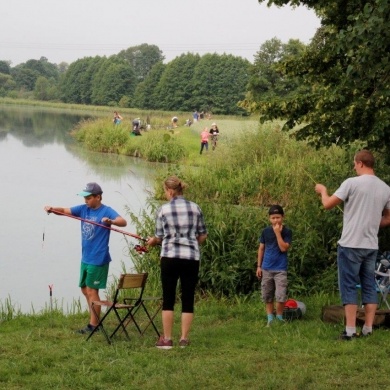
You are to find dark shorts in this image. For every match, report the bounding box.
[79,263,109,290]
[337,246,378,305]
[261,270,288,303]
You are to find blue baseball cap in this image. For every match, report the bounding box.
[77,182,103,197]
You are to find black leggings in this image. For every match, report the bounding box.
[160,257,200,313]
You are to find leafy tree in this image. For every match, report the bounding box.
[34,76,58,101]
[60,56,105,104]
[26,57,59,80]
[57,62,69,74]
[11,67,38,91]
[244,38,306,103]
[0,72,16,96]
[90,57,135,106]
[251,0,390,154]
[192,53,250,115]
[116,44,164,82]
[133,62,166,109]
[11,57,60,92]
[0,60,11,75]
[155,53,201,111]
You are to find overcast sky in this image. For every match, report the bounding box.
[0,0,320,66]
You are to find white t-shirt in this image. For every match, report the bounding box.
[334,174,390,249]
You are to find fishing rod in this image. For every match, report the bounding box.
[302,168,344,214]
[47,208,148,253]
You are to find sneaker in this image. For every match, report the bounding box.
[155,336,173,350]
[361,331,372,337]
[265,321,272,328]
[179,339,190,348]
[76,324,98,334]
[338,331,360,341]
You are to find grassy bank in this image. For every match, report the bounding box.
[1,294,390,389]
[0,96,171,113]
[71,114,258,163]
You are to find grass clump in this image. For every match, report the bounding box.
[124,130,189,162]
[72,118,192,162]
[72,118,130,153]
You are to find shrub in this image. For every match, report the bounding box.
[123,130,188,162]
[72,118,129,153]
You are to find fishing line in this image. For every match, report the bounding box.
[302,168,344,214]
[42,213,48,249]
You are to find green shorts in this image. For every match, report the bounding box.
[79,263,109,290]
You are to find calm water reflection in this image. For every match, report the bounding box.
[0,105,154,313]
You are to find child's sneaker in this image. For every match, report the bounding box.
[338,331,359,341]
[155,336,173,350]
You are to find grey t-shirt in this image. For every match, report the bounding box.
[334,174,390,249]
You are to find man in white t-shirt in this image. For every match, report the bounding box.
[315,150,390,340]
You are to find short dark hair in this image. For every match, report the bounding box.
[355,150,375,168]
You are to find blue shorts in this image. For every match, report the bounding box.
[337,246,378,305]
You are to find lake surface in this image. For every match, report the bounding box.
[0,105,154,313]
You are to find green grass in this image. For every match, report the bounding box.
[1,294,390,389]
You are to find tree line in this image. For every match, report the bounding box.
[0,43,251,115]
[1,0,389,153]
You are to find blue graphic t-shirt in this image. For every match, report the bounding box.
[70,204,120,266]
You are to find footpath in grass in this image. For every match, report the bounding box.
[1,296,390,389]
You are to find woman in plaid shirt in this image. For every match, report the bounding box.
[147,176,208,349]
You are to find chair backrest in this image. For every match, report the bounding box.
[113,273,148,304]
[119,273,148,289]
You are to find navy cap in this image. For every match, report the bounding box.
[77,182,103,197]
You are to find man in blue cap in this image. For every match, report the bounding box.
[44,182,127,334]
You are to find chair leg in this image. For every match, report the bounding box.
[382,288,390,309]
[139,300,162,336]
[117,310,144,338]
[86,305,113,344]
[109,309,134,341]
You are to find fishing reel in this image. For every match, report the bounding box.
[134,244,148,254]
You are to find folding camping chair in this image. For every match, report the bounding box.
[86,273,149,344]
[124,295,162,337]
[375,253,390,310]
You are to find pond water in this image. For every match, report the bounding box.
[0,105,154,313]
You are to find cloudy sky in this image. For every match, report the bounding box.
[0,0,320,66]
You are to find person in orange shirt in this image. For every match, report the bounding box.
[200,127,210,155]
